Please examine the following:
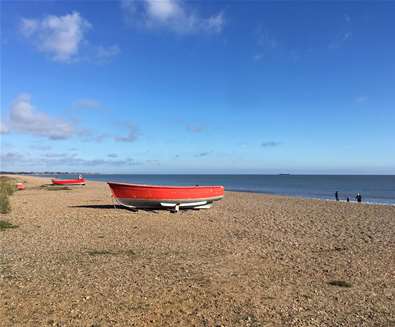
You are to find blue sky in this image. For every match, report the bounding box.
[1,0,394,174]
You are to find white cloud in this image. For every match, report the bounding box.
[20,12,91,62]
[121,0,224,34]
[20,12,120,63]
[9,93,74,140]
[4,96,121,143]
[146,0,182,21]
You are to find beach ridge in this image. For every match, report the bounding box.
[1,174,394,326]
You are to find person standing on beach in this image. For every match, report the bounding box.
[335,191,339,201]
[346,197,350,202]
[356,193,362,203]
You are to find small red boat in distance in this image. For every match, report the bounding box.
[52,175,86,186]
[16,182,25,190]
[108,182,224,211]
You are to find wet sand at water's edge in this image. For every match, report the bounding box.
[1,175,394,326]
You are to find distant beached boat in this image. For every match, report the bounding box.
[51,177,86,185]
[16,182,25,190]
[108,182,224,211]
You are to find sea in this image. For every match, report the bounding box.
[44,174,395,205]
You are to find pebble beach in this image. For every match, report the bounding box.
[1,175,394,326]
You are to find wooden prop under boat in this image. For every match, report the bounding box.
[107,182,224,211]
[51,177,86,185]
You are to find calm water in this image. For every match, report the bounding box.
[45,174,395,205]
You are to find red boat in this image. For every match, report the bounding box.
[16,182,25,190]
[52,176,86,185]
[108,182,224,211]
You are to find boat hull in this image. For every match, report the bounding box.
[16,183,25,190]
[52,178,86,185]
[108,182,224,210]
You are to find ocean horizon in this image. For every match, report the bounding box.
[39,174,395,205]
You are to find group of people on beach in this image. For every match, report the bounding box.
[335,191,362,203]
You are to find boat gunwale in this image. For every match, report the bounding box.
[52,178,86,185]
[52,178,86,182]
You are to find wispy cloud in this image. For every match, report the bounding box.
[8,93,74,140]
[30,145,52,151]
[205,12,225,34]
[44,152,78,158]
[121,0,225,34]
[355,96,368,104]
[78,129,109,143]
[253,53,264,62]
[257,28,278,50]
[108,153,118,158]
[344,13,351,23]
[95,45,121,62]
[254,27,278,61]
[145,159,160,165]
[72,98,102,110]
[20,12,120,63]
[115,123,139,142]
[186,124,205,133]
[0,121,9,134]
[328,12,352,50]
[0,152,25,166]
[0,151,141,169]
[261,141,281,147]
[195,151,210,157]
[329,32,352,49]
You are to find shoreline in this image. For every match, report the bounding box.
[18,174,395,206]
[226,188,395,207]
